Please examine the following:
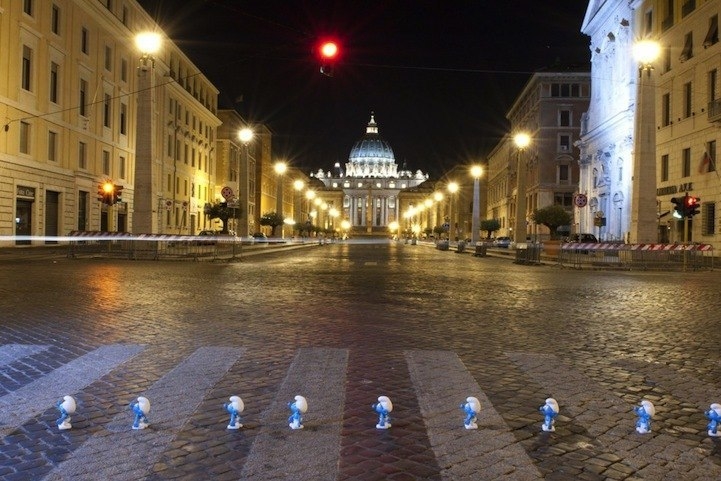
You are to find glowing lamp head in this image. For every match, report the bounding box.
[514,132,531,149]
[633,40,661,66]
[135,32,162,56]
[102,182,114,194]
[238,128,253,144]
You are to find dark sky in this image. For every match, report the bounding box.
[137,0,591,177]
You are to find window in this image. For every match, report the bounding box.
[644,10,653,37]
[51,4,60,34]
[661,154,669,181]
[103,93,111,128]
[682,0,696,18]
[705,15,719,48]
[710,69,718,102]
[122,6,129,25]
[702,202,716,235]
[81,27,89,55]
[102,150,110,175]
[553,192,573,207]
[19,122,30,154]
[79,79,87,116]
[104,46,112,71]
[558,164,569,183]
[707,140,717,173]
[120,103,127,135]
[663,45,672,72]
[48,131,57,161]
[680,32,693,62]
[119,156,126,179]
[683,82,692,118]
[682,148,691,177]
[662,0,674,31]
[22,45,32,91]
[49,62,59,103]
[559,135,571,151]
[662,93,671,126]
[78,141,87,169]
[23,0,33,16]
[559,110,571,127]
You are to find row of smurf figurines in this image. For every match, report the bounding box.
[55,394,721,436]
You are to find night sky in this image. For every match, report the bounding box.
[137,0,591,177]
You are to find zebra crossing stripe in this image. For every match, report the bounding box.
[405,350,543,480]
[508,352,721,480]
[0,344,144,437]
[240,348,348,481]
[43,346,244,481]
[0,343,50,367]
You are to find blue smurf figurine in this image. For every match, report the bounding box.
[634,399,655,434]
[224,396,244,430]
[372,396,393,429]
[460,396,481,430]
[705,403,721,437]
[56,395,77,431]
[130,396,150,430]
[539,398,559,432]
[288,395,307,430]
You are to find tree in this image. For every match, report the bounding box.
[531,205,572,240]
[259,211,285,237]
[480,219,501,239]
[204,201,237,234]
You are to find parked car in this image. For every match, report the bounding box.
[251,232,268,242]
[566,233,598,243]
[195,230,217,245]
[493,236,512,248]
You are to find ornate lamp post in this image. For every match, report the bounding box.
[132,32,161,234]
[470,165,483,244]
[293,180,304,236]
[513,132,531,246]
[274,161,287,238]
[447,182,459,242]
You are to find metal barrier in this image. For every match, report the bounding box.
[66,231,247,261]
[558,243,714,270]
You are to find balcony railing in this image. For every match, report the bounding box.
[708,99,721,122]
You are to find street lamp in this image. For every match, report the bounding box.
[630,39,661,243]
[470,165,483,244]
[132,32,162,234]
[433,191,444,236]
[293,180,304,235]
[236,127,254,237]
[447,182,459,242]
[513,132,531,246]
[274,161,287,238]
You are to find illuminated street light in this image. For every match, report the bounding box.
[513,132,531,245]
[470,165,483,244]
[447,182,459,242]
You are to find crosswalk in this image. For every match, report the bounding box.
[1,343,721,480]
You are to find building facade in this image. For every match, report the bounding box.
[315,114,429,234]
[0,0,220,245]
[581,0,720,248]
[486,70,591,241]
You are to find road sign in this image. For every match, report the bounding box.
[221,186,234,200]
[574,194,588,208]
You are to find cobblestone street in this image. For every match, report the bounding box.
[1,240,720,480]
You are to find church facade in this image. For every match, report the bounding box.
[313,115,428,233]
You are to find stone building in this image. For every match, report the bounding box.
[0,0,219,244]
[485,70,591,241]
[314,114,429,235]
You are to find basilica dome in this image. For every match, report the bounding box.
[345,114,398,178]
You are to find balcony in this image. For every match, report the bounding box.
[708,99,721,122]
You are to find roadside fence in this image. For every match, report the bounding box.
[558,242,714,270]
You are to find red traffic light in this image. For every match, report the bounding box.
[319,41,339,60]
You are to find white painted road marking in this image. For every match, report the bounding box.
[406,350,543,480]
[43,346,244,481]
[0,344,144,436]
